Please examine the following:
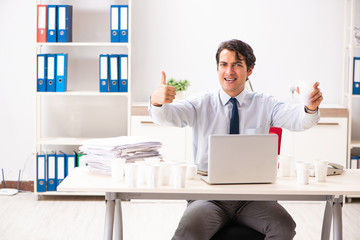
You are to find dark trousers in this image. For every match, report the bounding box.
[172,200,296,240]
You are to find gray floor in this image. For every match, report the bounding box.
[0,192,359,240]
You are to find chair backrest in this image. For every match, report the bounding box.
[269,127,282,155]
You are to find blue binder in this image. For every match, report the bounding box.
[99,54,109,92]
[119,5,129,42]
[109,55,119,92]
[350,156,359,169]
[55,53,68,92]
[56,151,66,187]
[110,5,120,42]
[119,54,128,92]
[66,151,77,177]
[47,152,57,191]
[36,153,47,192]
[47,5,58,42]
[353,57,360,95]
[46,54,56,92]
[37,54,47,92]
[57,5,73,42]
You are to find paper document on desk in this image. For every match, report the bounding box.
[79,155,113,175]
[79,136,163,175]
[80,136,162,158]
[81,136,162,149]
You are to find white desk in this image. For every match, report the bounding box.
[58,168,360,240]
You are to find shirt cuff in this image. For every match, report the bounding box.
[304,106,318,114]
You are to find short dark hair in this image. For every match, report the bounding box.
[216,39,256,70]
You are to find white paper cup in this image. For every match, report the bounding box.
[160,162,174,186]
[278,155,292,177]
[134,161,146,187]
[186,164,198,179]
[125,163,138,188]
[298,81,314,105]
[146,164,161,188]
[173,164,188,188]
[296,162,310,185]
[111,159,125,182]
[314,159,328,182]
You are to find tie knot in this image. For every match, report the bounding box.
[230,98,237,105]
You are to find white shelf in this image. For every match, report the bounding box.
[344,93,360,98]
[344,0,360,195]
[36,137,96,146]
[36,42,129,47]
[34,0,133,196]
[350,140,360,148]
[36,91,129,97]
[36,137,127,146]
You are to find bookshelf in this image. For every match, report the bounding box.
[344,0,360,200]
[344,0,360,161]
[35,0,132,196]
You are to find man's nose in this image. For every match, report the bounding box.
[226,66,235,74]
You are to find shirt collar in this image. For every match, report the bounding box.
[219,88,248,106]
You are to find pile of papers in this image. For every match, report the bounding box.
[79,136,162,175]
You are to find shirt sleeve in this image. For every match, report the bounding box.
[270,101,320,132]
[148,98,196,128]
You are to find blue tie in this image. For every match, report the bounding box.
[229,98,239,134]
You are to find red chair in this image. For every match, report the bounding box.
[211,127,282,240]
[269,127,282,155]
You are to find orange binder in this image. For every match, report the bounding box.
[37,5,47,42]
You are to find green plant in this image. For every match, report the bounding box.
[167,78,190,91]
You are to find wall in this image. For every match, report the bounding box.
[0,0,345,180]
[0,1,36,181]
[132,0,345,104]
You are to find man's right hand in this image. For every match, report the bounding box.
[151,71,177,107]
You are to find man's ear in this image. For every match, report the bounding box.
[247,67,253,77]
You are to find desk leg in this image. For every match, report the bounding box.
[332,196,343,240]
[114,199,123,240]
[321,198,332,240]
[104,193,115,240]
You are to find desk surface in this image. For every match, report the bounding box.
[58,168,360,198]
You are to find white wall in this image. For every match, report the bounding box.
[132,0,345,104]
[0,1,36,181]
[0,0,345,180]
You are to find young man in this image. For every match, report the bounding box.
[149,39,323,240]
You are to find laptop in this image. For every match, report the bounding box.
[201,134,278,184]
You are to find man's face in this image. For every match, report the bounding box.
[217,49,253,97]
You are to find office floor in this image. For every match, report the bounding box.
[0,192,359,240]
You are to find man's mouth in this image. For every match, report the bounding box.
[225,78,236,82]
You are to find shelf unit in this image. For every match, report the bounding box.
[35,0,132,196]
[344,0,360,200]
[344,0,360,163]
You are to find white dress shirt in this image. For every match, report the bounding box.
[149,88,320,171]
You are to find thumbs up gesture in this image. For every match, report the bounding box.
[151,71,177,107]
